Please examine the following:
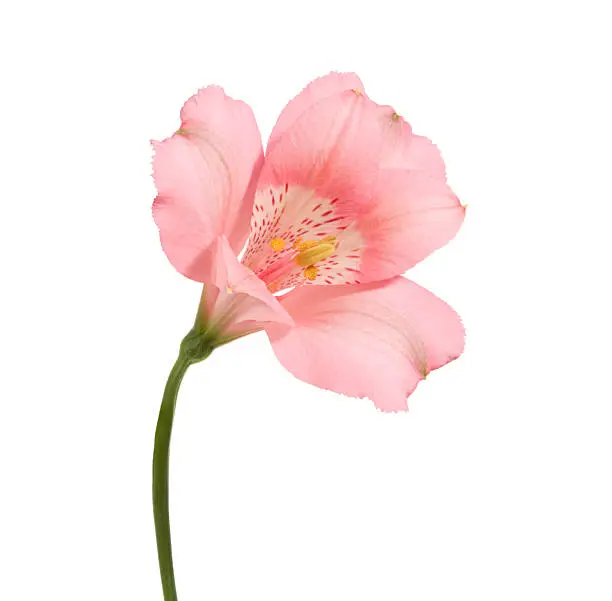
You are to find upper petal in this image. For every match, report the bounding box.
[267,277,464,411]
[242,90,388,291]
[375,105,447,179]
[242,81,462,291]
[258,89,385,209]
[152,86,263,282]
[267,72,364,152]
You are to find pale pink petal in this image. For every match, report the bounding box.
[153,86,263,281]
[258,89,384,207]
[202,237,293,339]
[396,134,447,179]
[241,169,463,290]
[267,72,364,152]
[267,277,464,411]
[242,91,386,289]
[240,84,460,292]
[375,105,447,178]
[358,170,465,280]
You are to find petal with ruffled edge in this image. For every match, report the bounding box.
[267,277,464,411]
[358,169,465,281]
[201,237,293,340]
[242,89,462,290]
[152,86,263,281]
[267,72,364,152]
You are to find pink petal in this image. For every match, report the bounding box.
[267,72,364,152]
[267,277,464,411]
[152,86,263,281]
[241,90,388,290]
[240,90,388,290]
[241,82,461,292]
[258,89,384,209]
[358,169,465,281]
[375,105,447,178]
[202,237,293,339]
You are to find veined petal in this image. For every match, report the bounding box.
[152,86,263,282]
[242,90,387,289]
[241,82,461,291]
[202,237,293,339]
[258,89,384,208]
[241,169,463,290]
[267,277,464,411]
[359,170,465,280]
[267,72,364,152]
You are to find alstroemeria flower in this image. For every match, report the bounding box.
[153,72,465,411]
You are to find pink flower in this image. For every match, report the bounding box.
[152,73,465,411]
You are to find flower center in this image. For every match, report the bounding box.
[260,235,338,288]
[243,184,364,291]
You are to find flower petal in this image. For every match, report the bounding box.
[258,89,384,208]
[358,169,465,281]
[242,90,388,288]
[267,72,364,152]
[375,105,447,178]
[201,237,293,339]
[152,86,263,281]
[267,277,464,411]
[244,89,461,290]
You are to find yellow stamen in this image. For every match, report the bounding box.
[294,239,319,251]
[295,235,336,251]
[352,88,362,96]
[295,242,336,267]
[176,128,187,135]
[269,237,286,252]
[391,112,401,121]
[303,266,318,280]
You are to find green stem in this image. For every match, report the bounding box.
[153,354,190,601]
[153,332,213,601]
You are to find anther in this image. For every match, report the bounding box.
[303,266,318,280]
[295,242,336,267]
[269,237,286,252]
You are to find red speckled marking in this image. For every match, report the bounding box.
[242,184,364,292]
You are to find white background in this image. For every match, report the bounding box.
[1,1,611,599]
